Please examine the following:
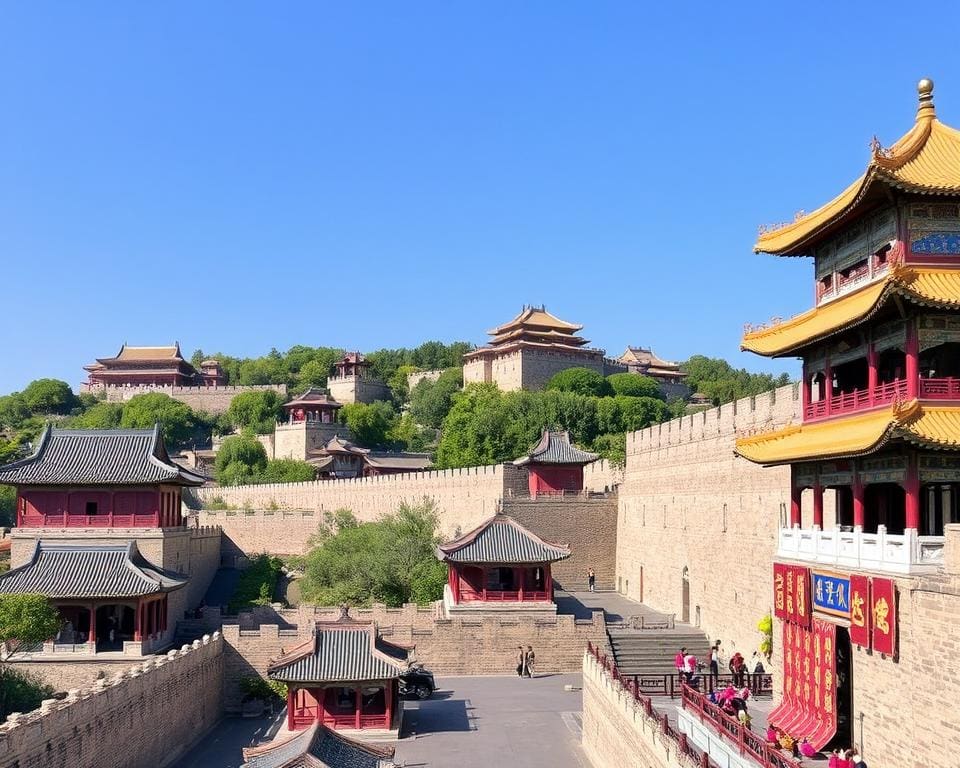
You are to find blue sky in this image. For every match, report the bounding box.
[3,2,959,393]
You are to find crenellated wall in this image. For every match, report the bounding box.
[87,384,287,415]
[0,633,224,768]
[581,458,623,492]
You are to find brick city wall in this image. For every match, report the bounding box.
[502,494,618,590]
[0,633,224,768]
[581,652,701,768]
[327,375,391,405]
[617,385,805,655]
[581,458,623,492]
[90,384,287,415]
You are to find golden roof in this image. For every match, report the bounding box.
[487,305,582,336]
[735,400,960,465]
[113,344,183,361]
[756,79,960,256]
[741,264,960,356]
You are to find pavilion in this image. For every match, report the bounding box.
[83,343,222,389]
[513,430,598,496]
[240,722,396,768]
[307,435,433,479]
[282,389,343,425]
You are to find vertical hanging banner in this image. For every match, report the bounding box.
[848,574,871,649]
[794,566,811,628]
[871,577,898,656]
[785,564,796,624]
[810,618,838,750]
[774,563,787,620]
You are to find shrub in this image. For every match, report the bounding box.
[228,555,283,613]
[606,373,664,400]
[545,368,613,397]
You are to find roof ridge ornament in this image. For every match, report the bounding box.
[917,77,936,121]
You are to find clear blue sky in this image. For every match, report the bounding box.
[4,2,960,393]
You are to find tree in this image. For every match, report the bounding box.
[119,393,198,447]
[296,359,331,390]
[215,435,268,485]
[260,459,316,483]
[20,379,76,415]
[681,355,792,406]
[0,594,61,659]
[226,390,283,435]
[340,401,397,448]
[69,402,124,429]
[387,364,420,403]
[606,373,664,400]
[0,667,54,721]
[409,368,463,429]
[0,487,15,528]
[0,395,29,428]
[300,501,446,607]
[546,368,613,397]
[435,384,517,468]
[591,432,626,467]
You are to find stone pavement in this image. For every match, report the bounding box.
[171,711,285,768]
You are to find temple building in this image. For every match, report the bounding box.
[736,79,960,751]
[0,426,212,658]
[268,618,408,737]
[513,430,598,496]
[83,343,224,390]
[273,389,347,460]
[327,352,391,405]
[617,346,690,398]
[462,305,626,391]
[307,435,432,479]
[240,723,397,768]
[436,513,570,616]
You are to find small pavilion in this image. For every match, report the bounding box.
[437,514,570,613]
[513,430,598,496]
[268,618,408,735]
[241,722,396,768]
[333,351,372,379]
[283,389,342,425]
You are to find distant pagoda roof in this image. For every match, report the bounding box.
[364,453,433,471]
[85,343,193,371]
[283,389,342,411]
[337,351,370,366]
[618,347,686,379]
[756,80,960,256]
[741,263,960,356]
[268,621,408,684]
[513,430,599,466]
[0,542,187,599]
[464,305,597,360]
[735,400,960,466]
[0,425,205,487]
[241,722,396,768]
[437,513,571,565]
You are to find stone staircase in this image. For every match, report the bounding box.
[608,628,712,678]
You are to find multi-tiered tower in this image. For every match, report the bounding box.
[737,80,960,750]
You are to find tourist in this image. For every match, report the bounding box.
[587,567,596,592]
[765,726,779,745]
[751,650,765,674]
[798,738,817,758]
[683,650,698,680]
[708,643,719,677]
[516,646,525,677]
[675,647,686,678]
[524,645,536,678]
[849,748,867,768]
[729,651,745,686]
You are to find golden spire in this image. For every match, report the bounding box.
[917,77,936,121]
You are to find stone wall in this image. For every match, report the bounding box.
[503,494,618,590]
[327,375,391,405]
[407,369,444,390]
[581,458,623,493]
[581,652,701,768]
[92,384,287,415]
[272,421,350,461]
[0,633,224,768]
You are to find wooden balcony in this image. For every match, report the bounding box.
[804,377,960,421]
[19,512,162,528]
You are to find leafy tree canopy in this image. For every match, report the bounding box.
[70,402,124,429]
[0,486,15,528]
[21,379,76,415]
[300,501,447,607]
[340,401,397,448]
[215,434,269,485]
[546,367,613,397]
[681,355,792,406]
[409,368,463,429]
[119,392,203,447]
[259,458,316,484]
[606,373,664,400]
[0,594,61,658]
[226,390,284,435]
[0,667,54,721]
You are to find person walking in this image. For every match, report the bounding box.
[516,646,525,677]
[524,645,536,678]
[729,651,745,687]
[708,643,720,677]
[675,647,686,679]
[587,568,596,592]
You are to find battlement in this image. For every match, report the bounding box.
[87,383,288,415]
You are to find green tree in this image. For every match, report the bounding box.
[681,355,792,406]
[0,486,15,528]
[20,379,76,415]
[296,359,331,390]
[435,384,517,468]
[215,435,268,485]
[69,402,124,429]
[545,368,613,397]
[260,459,316,483]
[606,373,664,400]
[0,594,61,658]
[226,390,283,435]
[591,432,626,467]
[0,667,54,721]
[340,401,397,448]
[0,395,29,428]
[409,368,463,429]
[119,393,199,447]
[387,364,420,403]
[614,395,670,431]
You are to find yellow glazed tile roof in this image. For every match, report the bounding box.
[755,80,960,256]
[487,305,582,336]
[735,401,960,465]
[741,265,960,356]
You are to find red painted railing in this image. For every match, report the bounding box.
[680,683,800,768]
[20,512,162,528]
[920,377,960,399]
[460,589,550,602]
[804,378,907,421]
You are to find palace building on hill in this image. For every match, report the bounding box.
[736,79,960,751]
[617,346,690,398]
[462,305,627,392]
[83,343,225,390]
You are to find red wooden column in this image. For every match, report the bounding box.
[89,605,96,649]
[481,568,488,602]
[905,454,920,531]
[790,485,802,528]
[545,565,553,599]
[355,687,362,729]
[824,357,833,416]
[813,476,824,529]
[384,680,393,729]
[801,366,810,417]
[906,319,919,400]
[867,342,879,405]
[134,600,142,641]
[852,464,865,530]
[286,688,296,731]
[516,568,524,602]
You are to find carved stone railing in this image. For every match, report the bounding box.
[777,525,944,574]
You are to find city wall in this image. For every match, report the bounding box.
[581,458,623,493]
[0,633,224,768]
[90,384,287,415]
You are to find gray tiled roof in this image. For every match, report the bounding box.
[437,514,571,564]
[0,425,205,486]
[513,430,599,466]
[268,624,407,684]
[242,724,396,768]
[0,542,188,598]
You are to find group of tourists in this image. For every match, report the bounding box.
[709,683,753,728]
[766,733,868,767]
[515,645,536,678]
[675,642,767,688]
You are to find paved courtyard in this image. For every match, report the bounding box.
[172,674,588,768]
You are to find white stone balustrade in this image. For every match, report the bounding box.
[777,525,945,574]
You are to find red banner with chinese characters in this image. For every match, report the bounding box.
[793,565,811,629]
[871,577,897,656]
[848,574,871,649]
[785,564,796,623]
[773,563,788,620]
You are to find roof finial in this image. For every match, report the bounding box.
[917,77,936,120]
